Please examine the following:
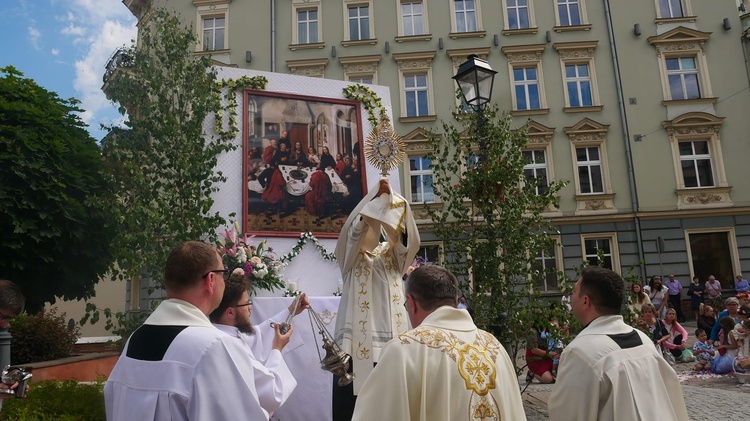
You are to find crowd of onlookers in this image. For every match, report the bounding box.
[526,273,750,383]
[629,273,750,374]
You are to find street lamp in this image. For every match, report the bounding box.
[452,54,497,113]
[452,54,497,161]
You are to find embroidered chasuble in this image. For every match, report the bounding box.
[334,183,419,394]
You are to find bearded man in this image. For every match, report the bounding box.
[209,271,309,415]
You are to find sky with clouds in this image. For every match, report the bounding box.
[1,0,137,140]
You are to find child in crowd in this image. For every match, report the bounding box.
[733,319,750,371]
[692,328,715,372]
[713,316,739,374]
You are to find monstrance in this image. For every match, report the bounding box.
[364,113,406,178]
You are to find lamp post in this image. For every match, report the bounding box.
[452,54,497,162]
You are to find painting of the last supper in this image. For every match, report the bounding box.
[244,90,367,237]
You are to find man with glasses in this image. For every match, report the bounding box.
[351,265,525,420]
[105,241,268,420]
[0,279,26,405]
[210,271,308,415]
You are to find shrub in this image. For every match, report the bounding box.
[0,379,105,421]
[9,308,80,365]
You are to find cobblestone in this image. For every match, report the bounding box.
[517,321,750,420]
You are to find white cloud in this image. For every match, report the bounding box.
[72,18,136,126]
[51,48,60,55]
[28,26,41,50]
[61,24,86,37]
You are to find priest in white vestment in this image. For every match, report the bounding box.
[548,266,688,421]
[352,265,526,421]
[105,241,268,421]
[210,272,309,415]
[333,179,419,419]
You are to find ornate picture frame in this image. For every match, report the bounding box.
[244,90,367,237]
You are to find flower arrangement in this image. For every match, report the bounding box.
[403,256,428,280]
[217,224,286,292]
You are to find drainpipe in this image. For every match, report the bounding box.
[603,0,646,280]
[271,0,276,72]
[742,31,750,90]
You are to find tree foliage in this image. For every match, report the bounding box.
[9,308,80,364]
[425,107,570,365]
[101,8,236,294]
[0,66,117,312]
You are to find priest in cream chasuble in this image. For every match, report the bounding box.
[334,179,420,394]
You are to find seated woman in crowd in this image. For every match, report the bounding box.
[638,304,670,350]
[733,319,750,371]
[696,303,716,337]
[662,308,693,363]
[524,326,558,384]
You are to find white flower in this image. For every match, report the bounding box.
[236,247,247,263]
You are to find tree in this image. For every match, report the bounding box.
[425,106,570,365]
[100,8,235,301]
[0,66,118,312]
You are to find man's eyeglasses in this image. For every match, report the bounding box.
[235,300,253,308]
[203,268,231,280]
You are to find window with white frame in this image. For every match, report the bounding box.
[401,1,425,36]
[532,239,561,293]
[576,146,604,194]
[195,0,230,53]
[409,156,434,203]
[658,0,685,18]
[340,54,380,85]
[565,64,593,107]
[679,140,714,188]
[582,236,616,270]
[415,243,443,265]
[523,149,549,195]
[554,41,600,110]
[404,74,429,117]
[454,0,478,32]
[394,52,435,120]
[349,76,374,84]
[513,67,541,111]
[202,17,225,51]
[666,57,701,100]
[292,1,322,47]
[663,112,729,206]
[503,45,546,113]
[348,4,371,40]
[557,0,582,26]
[649,28,712,103]
[297,9,318,44]
[506,0,531,29]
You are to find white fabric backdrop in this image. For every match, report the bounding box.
[252,296,341,421]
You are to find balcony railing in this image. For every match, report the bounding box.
[103,47,133,85]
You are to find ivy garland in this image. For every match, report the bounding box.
[278,232,337,263]
[213,75,269,138]
[343,84,387,128]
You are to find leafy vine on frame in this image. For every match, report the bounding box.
[278,231,337,263]
[343,84,387,128]
[213,75,269,138]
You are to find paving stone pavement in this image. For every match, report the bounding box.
[516,320,750,420]
[519,379,750,420]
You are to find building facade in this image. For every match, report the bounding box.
[114,0,750,298]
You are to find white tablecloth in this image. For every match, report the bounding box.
[251,296,340,421]
[248,166,348,196]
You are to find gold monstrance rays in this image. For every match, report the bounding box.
[364,113,406,178]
